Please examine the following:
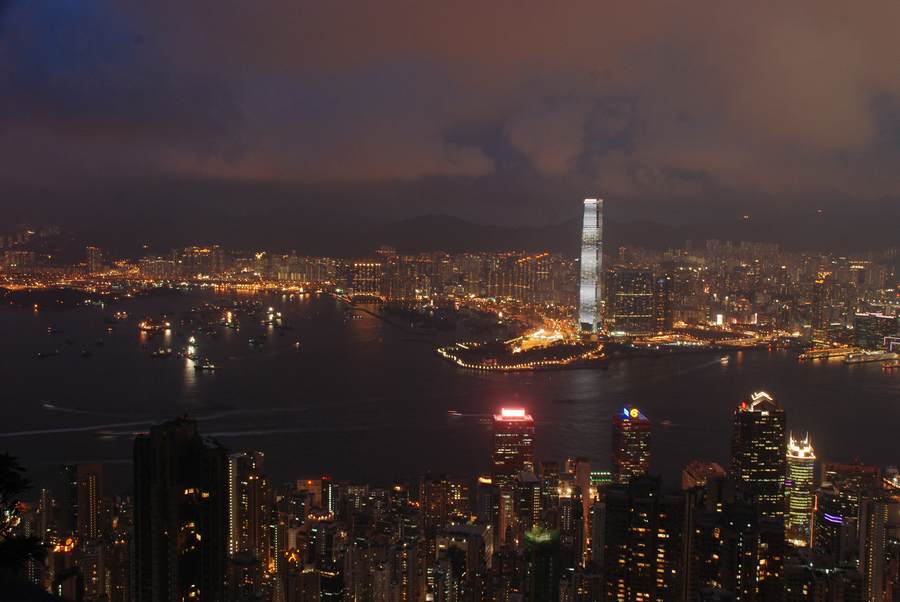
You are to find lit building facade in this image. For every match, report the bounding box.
[608,268,657,334]
[491,408,535,491]
[785,434,815,546]
[612,406,651,484]
[578,198,603,333]
[731,391,786,520]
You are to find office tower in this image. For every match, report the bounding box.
[351,260,382,298]
[226,451,270,597]
[810,273,830,343]
[654,272,674,331]
[491,408,535,490]
[854,312,899,349]
[558,484,584,571]
[813,483,858,563]
[578,198,603,333]
[59,464,78,536]
[785,434,815,546]
[133,417,228,602]
[682,460,726,490]
[731,391,786,519]
[524,528,560,602]
[76,463,103,541]
[608,268,657,334]
[685,481,785,601]
[612,406,651,484]
[85,246,104,275]
[603,476,684,602]
[860,496,900,601]
[515,472,542,538]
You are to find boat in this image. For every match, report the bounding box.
[719,356,730,365]
[36,350,61,359]
[81,349,93,358]
[447,409,462,417]
[47,327,63,335]
[845,351,899,364]
[194,359,219,372]
[150,348,173,358]
[248,337,264,346]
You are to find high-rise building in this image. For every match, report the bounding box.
[810,273,830,343]
[491,408,535,490]
[603,476,684,601]
[731,391,786,520]
[523,527,560,602]
[578,198,603,333]
[608,268,657,334]
[351,260,382,298]
[612,406,651,484]
[860,496,900,601]
[785,434,815,546]
[76,463,103,541]
[227,451,270,570]
[854,312,898,349]
[681,460,726,490]
[133,417,228,602]
[85,246,104,275]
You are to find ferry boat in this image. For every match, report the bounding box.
[845,351,900,364]
[194,359,219,372]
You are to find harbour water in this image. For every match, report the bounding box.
[2,290,898,491]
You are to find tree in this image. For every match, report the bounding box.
[0,453,47,572]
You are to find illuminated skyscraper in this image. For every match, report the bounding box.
[731,391,786,519]
[785,434,815,546]
[491,408,535,490]
[76,463,103,541]
[611,407,651,484]
[85,246,104,275]
[608,268,656,334]
[578,198,603,332]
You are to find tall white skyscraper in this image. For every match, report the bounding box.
[579,198,603,332]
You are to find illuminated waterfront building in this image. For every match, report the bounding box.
[133,417,228,602]
[785,434,815,546]
[491,408,535,491]
[85,246,104,275]
[608,267,657,334]
[578,198,603,333]
[854,312,899,349]
[731,391,786,520]
[810,273,830,343]
[612,406,651,484]
[351,260,382,298]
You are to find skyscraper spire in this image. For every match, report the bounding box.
[579,198,603,333]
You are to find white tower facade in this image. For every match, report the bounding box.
[579,198,603,332]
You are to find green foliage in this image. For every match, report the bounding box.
[0,453,47,571]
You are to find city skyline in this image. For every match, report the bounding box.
[3,2,900,600]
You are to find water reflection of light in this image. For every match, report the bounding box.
[183,358,197,392]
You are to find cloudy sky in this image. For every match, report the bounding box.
[2,1,899,231]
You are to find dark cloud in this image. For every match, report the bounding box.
[1,0,899,227]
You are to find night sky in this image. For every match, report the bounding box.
[2,2,899,249]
